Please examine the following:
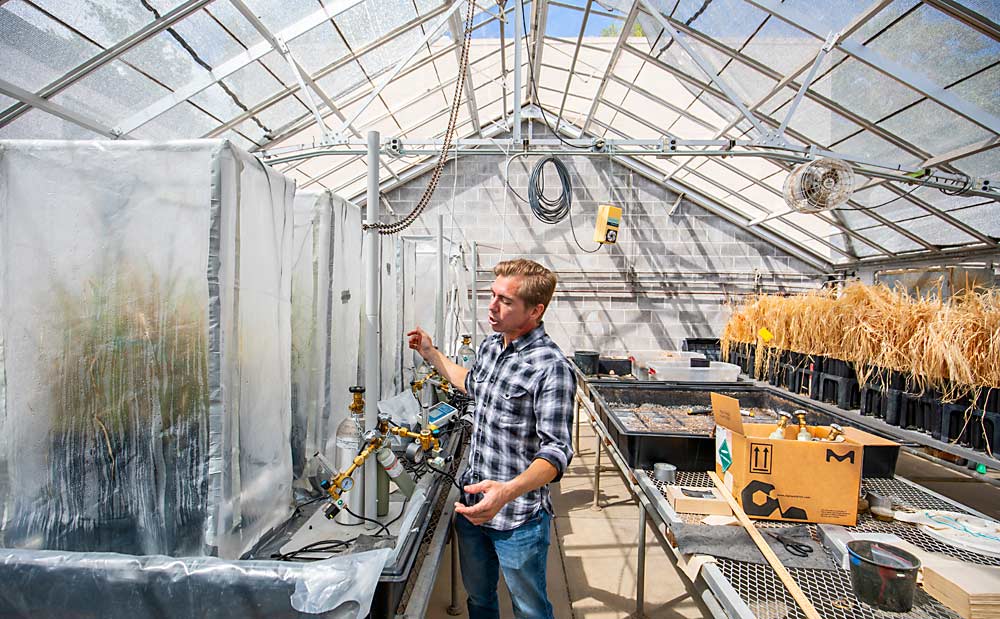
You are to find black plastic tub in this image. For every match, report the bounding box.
[590,383,900,477]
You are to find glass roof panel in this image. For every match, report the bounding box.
[811,58,922,123]
[0,107,104,139]
[225,60,288,107]
[850,0,920,43]
[254,95,311,134]
[849,225,924,254]
[740,16,821,76]
[772,96,864,147]
[951,149,999,181]
[0,1,100,92]
[31,0,172,48]
[863,3,1000,90]
[190,82,247,122]
[130,100,219,140]
[237,0,323,33]
[878,99,992,154]
[717,62,777,108]
[287,22,351,75]
[167,8,250,68]
[336,0,419,50]
[947,65,1000,119]
[258,50,299,87]
[944,201,1000,238]
[894,214,979,246]
[120,30,209,90]
[52,59,169,124]
[767,0,878,36]
[357,26,427,75]
[202,1,263,47]
[315,60,369,100]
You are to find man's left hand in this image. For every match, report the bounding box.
[454,480,513,526]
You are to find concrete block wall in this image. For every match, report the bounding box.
[378,128,825,359]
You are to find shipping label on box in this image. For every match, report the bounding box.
[711,393,862,526]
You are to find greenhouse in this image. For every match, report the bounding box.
[0,0,998,618]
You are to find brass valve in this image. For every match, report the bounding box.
[349,385,365,416]
[825,423,845,442]
[769,411,793,439]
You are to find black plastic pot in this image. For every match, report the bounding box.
[573,350,599,375]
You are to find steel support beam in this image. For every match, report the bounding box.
[528,0,550,107]
[581,0,640,136]
[638,0,768,136]
[204,1,458,139]
[513,0,525,141]
[0,78,124,139]
[922,0,1000,42]
[449,12,482,136]
[555,0,593,129]
[332,0,464,139]
[227,0,360,141]
[745,0,1000,134]
[0,0,213,129]
[116,0,373,136]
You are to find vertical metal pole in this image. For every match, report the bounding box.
[637,506,647,617]
[591,430,602,511]
[436,214,446,352]
[513,0,524,142]
[364,130,381,528]
[470,241,478,349]
[447,519,462,615]
[574,397,581,452]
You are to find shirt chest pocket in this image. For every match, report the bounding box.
[498,380,533,424]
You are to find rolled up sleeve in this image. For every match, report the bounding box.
[531,361,576,482]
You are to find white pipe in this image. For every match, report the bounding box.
[363,130,380,528]
[471,241,478,350]
[436,214,445,353]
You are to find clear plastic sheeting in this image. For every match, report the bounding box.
[324,195,363,462]
[0,139,294,560]
[291,191,334,477]
[0,546,392,619]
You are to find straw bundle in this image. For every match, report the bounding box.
[722,282,1000,399]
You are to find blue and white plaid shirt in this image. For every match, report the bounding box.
[461,322,576,530]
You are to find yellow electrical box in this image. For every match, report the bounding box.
[593,204,621,244]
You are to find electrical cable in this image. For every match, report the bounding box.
[525,156,602,253]
[835,172,933,211]
[518,2,590,149]
[343,505,394,537]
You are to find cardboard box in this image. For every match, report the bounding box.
[712,393,862,526]
[666,485,732,516]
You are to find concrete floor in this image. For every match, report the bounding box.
[426,413,709,619]
[425,413,1000,618]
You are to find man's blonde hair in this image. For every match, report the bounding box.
[493,259,557,316]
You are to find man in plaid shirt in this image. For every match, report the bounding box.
[407,258,575,619]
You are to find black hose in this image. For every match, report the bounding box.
[528,156,573,224]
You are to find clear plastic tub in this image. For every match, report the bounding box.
[646,361,741,383]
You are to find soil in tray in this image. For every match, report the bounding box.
[610,403,780,435]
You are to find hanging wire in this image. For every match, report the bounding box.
[365,0,477,235]
[835,172,933,211]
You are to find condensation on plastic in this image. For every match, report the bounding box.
[0,140,293,560]
[291,191,334,477]
[0,546,392,618]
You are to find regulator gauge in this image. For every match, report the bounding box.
[340,477,355,491]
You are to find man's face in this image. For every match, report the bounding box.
[488,275,541,336]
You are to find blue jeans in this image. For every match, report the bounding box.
[455,510,553,619]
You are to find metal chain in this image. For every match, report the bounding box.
[364,0,477,235]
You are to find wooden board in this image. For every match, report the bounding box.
[923,562,1000,619]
